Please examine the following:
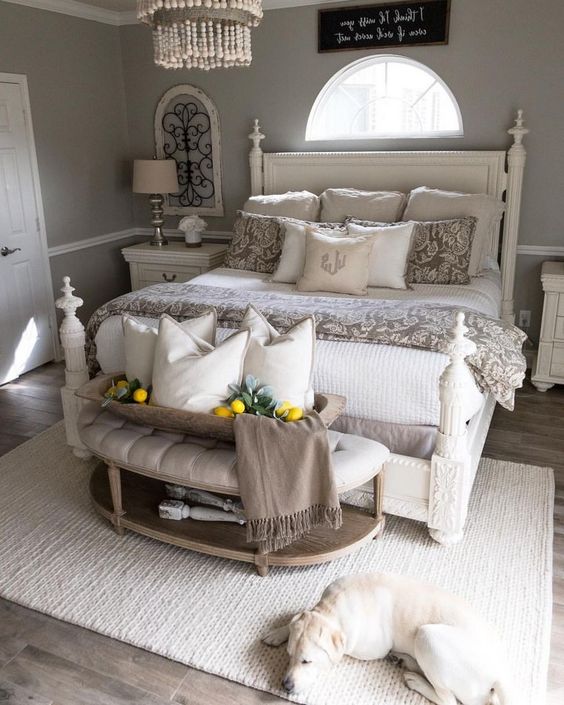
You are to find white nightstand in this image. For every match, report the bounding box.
[122,241,227,291]
[532,261,564,391]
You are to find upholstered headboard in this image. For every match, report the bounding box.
[247,112,528,324]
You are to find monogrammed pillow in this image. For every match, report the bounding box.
[272,221,346,284]
[297,229,372,296]
[406,217,477,285]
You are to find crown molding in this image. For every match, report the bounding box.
[2,0,345,27]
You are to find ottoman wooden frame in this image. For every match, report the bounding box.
[79,377,386,576]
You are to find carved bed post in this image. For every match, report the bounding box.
[55,276,91,459]
[501,109,528,324]
[428,312,477,545]
[248,118,265,196]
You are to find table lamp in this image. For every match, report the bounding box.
[132,159,179,246]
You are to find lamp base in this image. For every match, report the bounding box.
[148,193,168,246]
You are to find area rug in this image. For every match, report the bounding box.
[0,423,554,705]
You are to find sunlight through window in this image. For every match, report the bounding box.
[306,55,463,141]
[6,317,39,380]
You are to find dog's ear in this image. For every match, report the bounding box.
[326,628,345,663]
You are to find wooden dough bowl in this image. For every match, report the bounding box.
[77,373,346,441]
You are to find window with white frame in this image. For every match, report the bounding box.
[306,55,463,141]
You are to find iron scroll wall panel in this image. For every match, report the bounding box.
[154,85,224,216]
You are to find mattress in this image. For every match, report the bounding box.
[95,268,501,432]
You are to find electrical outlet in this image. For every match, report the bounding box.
[518,310,531,328]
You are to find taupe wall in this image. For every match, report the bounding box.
[120,0,564,341]
[0,2,136,317]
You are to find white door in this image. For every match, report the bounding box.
[0,79,54,384]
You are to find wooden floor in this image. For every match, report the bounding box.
[0,362,562,704]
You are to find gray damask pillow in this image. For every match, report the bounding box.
[224,211,285,274]
[346,216,477,285]
[225,211,344,274]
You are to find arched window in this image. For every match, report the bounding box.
[306,55,463,141]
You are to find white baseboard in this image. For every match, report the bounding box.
[48,227,232,257]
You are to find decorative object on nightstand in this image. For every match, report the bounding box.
[132,159,179,247]
[122,241,227,291]
[532,261,564,391]
[178,215,207,248]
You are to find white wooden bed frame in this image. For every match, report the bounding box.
[56,111,528,546]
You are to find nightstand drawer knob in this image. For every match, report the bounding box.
[162,273,177,282]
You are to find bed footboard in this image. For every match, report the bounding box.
[55,277,91,459]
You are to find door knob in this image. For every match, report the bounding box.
[1,246,22,257]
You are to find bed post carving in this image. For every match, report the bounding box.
[428,312,477,545]
[501,109,528,324]
[248,119,265,196]
[55,276,91,459]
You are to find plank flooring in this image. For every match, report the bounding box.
[0,362,562,704]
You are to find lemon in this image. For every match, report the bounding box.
[116,380,129,390]
[284,407,304,422]
[106,385,117,397]
[133,388,148,403]
[230,399,245,414]
[213,406,234,418]
[275,401,292,418]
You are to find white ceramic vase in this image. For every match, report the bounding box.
[184,230,203,248]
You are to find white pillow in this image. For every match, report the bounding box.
[319,188,406,223]
[151,315,250,413]
[123,311,216,388]
[347,222,415,289]
[241,305,315,411]
[272,222,346,284]
[403,187,505,275]
[243,191,320,221]
[297,229,372,296]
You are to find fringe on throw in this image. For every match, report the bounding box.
[247,504,343,553]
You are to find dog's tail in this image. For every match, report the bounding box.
[487,679,513,705]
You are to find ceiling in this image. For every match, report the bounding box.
[72,0,134,9]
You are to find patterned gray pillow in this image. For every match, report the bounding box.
[346,216,477,285]
[225,211,344,274]
[224,211,285,274]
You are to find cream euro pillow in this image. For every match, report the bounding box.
[297,229,372,296]
[241,305,315,411]
[243,191,320,221]
[123,310,216,388]
[347,222,415,289]
[151,315,250,413]
[320,188,406,223]
[403,187,505,276]
[272,221,346,283]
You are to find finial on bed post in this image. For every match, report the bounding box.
[248,119,265,196]
[429,311,477,546]
[55,276,91,459]
[501,109,529,324]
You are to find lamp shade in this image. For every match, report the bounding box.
[132,159,179,194]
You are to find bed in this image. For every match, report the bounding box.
[56,111,528,545]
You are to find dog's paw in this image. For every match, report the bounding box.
[261,625,289,647]
[403,671,425,691]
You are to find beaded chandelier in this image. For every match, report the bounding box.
[137,1,263,70]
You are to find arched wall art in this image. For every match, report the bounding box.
[154,85,224,216]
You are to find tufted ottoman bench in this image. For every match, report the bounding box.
[78,403,389,576]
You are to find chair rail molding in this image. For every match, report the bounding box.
[48,227,232,257]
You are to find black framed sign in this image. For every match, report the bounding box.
[318,0,450,53]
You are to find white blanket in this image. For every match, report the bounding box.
[95,268,501,427]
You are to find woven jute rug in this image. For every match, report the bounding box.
[0,423,554,705]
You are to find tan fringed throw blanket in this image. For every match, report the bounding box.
[234,411,342,552]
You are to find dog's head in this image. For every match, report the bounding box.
[282,610,345,694]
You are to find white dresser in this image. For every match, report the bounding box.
[122,241,227,291]
[532,261,564,391]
